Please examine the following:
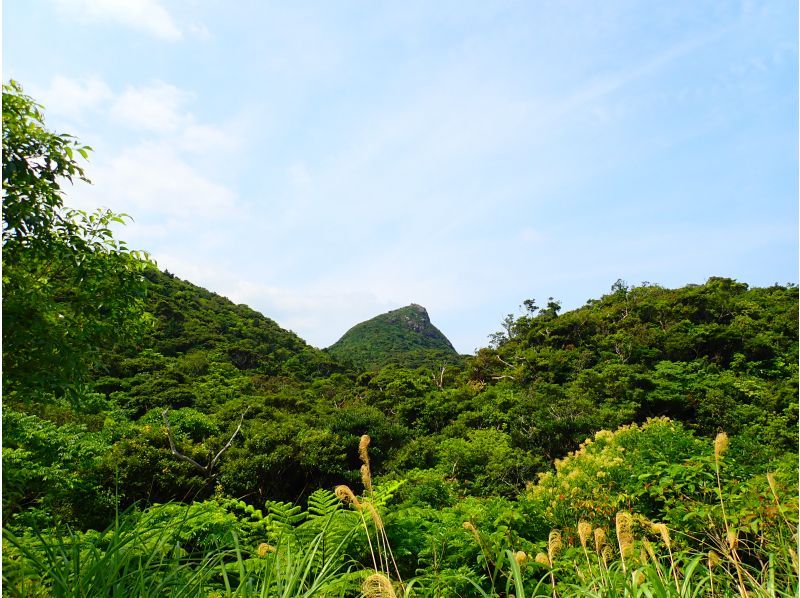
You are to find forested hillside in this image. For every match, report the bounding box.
[4,82,797,596]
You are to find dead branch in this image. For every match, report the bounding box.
[161,408,247,477]
[496,355,516,369]
[433,365,446,388]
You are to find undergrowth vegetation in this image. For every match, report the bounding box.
[4,429,797,596]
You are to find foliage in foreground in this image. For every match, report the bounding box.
[5,427,797,596]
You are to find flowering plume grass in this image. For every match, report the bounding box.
[615,511,634,572]
[337,435,403,593]
[362,572,397,598]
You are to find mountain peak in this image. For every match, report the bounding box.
[328,304,459,370]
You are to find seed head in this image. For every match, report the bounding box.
[727,528,738,552]
[462,521,481,543]
[334,485,362,509]
[359,434,371,465]
[651,523,671,550]
[601,545,614,565]
[514,551,528,565]
[594,527,607,555]
[616,512,634,559]
[767,472,779,497]
[548,529,562,561]
[360,463,373,494]
[362,573,397,598]
[642,538,657,563]
[534,552,551,568]
[578,521,592,549]
[707,550,721,569]
[714,432,729,462]
[257,543,275,557]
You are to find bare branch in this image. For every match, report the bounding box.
[162,409,208,473]
[161,408,248,477]
[496,355,516,369]
[208,408,248,473]
[433,365,446,388]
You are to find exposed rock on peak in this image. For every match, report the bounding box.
[327,304,459,370]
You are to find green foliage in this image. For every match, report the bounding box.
[479,278,798,459]
[2,409,116,530]
[2,81,153,401]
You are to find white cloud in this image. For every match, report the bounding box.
[110,81,191,132]
[177,123,240,154]
[53,0,183,41]
[32,75,113,121]
[85,142,238,222]
[45,76,244,256]
[107,81,239,153]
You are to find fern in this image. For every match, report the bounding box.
[299,490,359,571]
[370,479,407,509]
[265,501,306,535]
[307,489,341,520]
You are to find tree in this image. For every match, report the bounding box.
[2,81,153,401]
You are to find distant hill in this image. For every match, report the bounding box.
[92,269,343,417]
[328,304,461,370]
[140,269,339,377]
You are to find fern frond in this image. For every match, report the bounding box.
[307,489,341,520]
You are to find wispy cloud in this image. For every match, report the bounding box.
[32,75,113,122]
[42,75,243,258]
[110,82,192,132]
[83,142,238,221]
[52,0,184,41]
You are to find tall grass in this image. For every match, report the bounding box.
[3,503,358,597]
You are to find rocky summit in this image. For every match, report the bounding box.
[327,304,459,370]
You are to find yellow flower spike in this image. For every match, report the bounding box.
[727,528,739,552]
[360,463,373,494]
[548,529,562,562]
[359,434,371,465]
[642,538,657,563]
[601,545,614,565]
[359,435,373,493]
[594,527,607,555]
[616,512,634,560]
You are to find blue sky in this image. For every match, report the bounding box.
[5,1,797,352]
